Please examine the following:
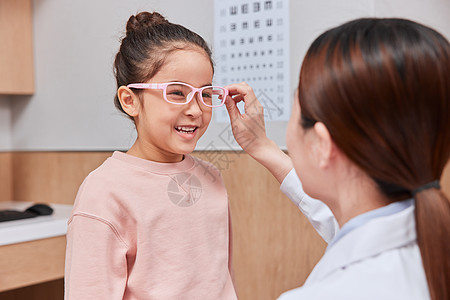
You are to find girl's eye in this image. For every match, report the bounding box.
[169,90,185,97]
[202,92,212,98]
[202,88,214,99]
[166,84,190,102]
[166,90,186,103]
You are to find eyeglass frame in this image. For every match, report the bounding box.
[127,82,229,108]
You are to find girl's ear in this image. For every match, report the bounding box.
[313,122,335,169]
[117,86,140,117]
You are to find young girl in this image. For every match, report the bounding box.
[65,12,237,299]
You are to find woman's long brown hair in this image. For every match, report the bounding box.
[298,18,450,299]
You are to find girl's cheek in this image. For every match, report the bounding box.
[206,112,213,127]
[202,108,213,124]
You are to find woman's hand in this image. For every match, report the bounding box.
[224,82,293,183]
[224,82,270,156]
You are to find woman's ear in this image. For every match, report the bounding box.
[313,122,335,169]
[117,86,140,117]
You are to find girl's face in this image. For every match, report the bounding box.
[133,49,214,162]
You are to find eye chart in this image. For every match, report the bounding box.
[213,0,290,122]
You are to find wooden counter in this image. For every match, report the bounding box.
[0,202,71,292]
[0,236,66,292]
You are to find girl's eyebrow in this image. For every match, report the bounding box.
[168,80,213,87]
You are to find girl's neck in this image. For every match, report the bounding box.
[127,140,184,163]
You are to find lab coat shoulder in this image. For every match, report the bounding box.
[279,244,429,300]
[278,203,430,300]
[279,243,428,300]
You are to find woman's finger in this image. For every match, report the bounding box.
[231,94,245,103]
[225,82,260,114]
[225,96,242,122]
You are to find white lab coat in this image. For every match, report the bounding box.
[278,169,430,300]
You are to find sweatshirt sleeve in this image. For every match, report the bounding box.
[65,214,128,299]
[280,169,339,244]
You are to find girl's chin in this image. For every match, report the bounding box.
[170,129,205,156]
[171,143,197,156]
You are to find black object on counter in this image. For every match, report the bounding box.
[0,203,53,222]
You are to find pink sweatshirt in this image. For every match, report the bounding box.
[65,151,236,299]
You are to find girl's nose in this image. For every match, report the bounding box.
[185,92,203,118]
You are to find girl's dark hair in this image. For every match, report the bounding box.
[298,18,450,299]
[113,12,213,117]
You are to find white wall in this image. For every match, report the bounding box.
[6,0,450,151]
[375,0,450,38]
[0,96,11,151]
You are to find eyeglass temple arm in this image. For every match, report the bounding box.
[126,83,164,89]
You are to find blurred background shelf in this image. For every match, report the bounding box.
[0,0,34,95]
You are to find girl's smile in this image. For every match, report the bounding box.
[174,125,200,140]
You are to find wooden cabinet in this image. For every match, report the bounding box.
[0,0,34,95]
[0,236,66,293]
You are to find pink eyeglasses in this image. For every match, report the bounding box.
[127,82,229,108]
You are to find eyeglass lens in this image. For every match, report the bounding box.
[165,83,225,107]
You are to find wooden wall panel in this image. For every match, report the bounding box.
[0,152,13,202]
[12,152,110,204]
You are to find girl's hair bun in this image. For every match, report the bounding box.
[126,12,168,34]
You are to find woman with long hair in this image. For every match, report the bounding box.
[225,18,449,299]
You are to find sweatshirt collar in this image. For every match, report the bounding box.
[111,151,196,175]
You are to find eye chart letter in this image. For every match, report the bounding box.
[214,0,290,122]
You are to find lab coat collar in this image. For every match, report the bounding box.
[327,199,413,249]
[305,203,416,283]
